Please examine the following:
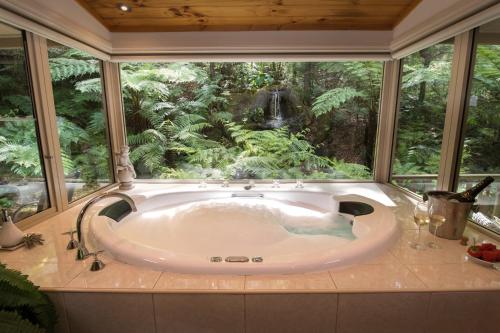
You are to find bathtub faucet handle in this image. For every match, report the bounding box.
[61,229,78,250]
[89,250,105,271]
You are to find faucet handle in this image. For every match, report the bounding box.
[62,229,78,250]
[88,250,105,271]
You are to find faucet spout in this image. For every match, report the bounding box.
[75,192,137,260]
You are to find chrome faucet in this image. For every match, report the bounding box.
[12,201,40,223]
[75,192,137,263]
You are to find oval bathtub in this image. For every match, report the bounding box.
[89,190,399,274]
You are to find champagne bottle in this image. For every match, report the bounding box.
[447,176,494,202]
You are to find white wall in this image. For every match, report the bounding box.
[111,30,393,55]
[0,0,111,51]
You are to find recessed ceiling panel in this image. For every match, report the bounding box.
[76,0,422,32]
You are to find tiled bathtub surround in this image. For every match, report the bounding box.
[1,183,499,333]
[43,291,500,333]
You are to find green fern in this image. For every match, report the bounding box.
[312,87,364,117]
[0,263,57,333]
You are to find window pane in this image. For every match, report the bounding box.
[48,42,113,202]
[391,41,454,194]
[0,24,50,221]
[120,62,383,180]
[458,19,500,234]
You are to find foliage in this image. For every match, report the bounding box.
[0,262,57,333]
[312,87,364,117]
[121,61,384,180]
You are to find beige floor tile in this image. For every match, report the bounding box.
[67,261,161,289]
[154,272,244,290]
[245,271,335,290]
[331,263,425,290]
[64,292,155,333]
[245,293,337,333]
[390,230,468,265]
[407,263,500,290]
[154,294,244,333]
[5,261,86,288]
[337,292,430,333]
[362,250,400,264]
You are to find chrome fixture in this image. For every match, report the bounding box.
[252,256,263,263]
[225,256,250,263]
[75,192,137,261]
[89,250,105,271]
[231,193,264,198]
[244,180,255,190]
[210,256,223,262]
[62,229,78,250]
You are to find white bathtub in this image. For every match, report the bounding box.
[89,189,398,274]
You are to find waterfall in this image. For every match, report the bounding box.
[267,89,284,128]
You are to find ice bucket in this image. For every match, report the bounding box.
[423,191,475,240]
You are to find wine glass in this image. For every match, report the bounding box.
[410,202,429,250]
[428,202,446,249]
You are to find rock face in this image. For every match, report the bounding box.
[252,88,299,129]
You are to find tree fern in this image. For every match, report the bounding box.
[49,58,99,82]
[312,87,364,117]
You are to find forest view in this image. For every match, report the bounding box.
[121,61,383,180]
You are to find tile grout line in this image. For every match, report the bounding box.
[335,291,340,333]
[400,262,431,290]
[151,293,158,333]
[61,293,73,333]
[243,292,247,333]
[151,271,163,290]
[327,270,338,290]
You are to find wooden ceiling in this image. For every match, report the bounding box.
[76,0,422,32]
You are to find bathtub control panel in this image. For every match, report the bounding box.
[225,256,250,263]
[210,256,264,263]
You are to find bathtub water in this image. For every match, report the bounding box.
[90,190,398,274]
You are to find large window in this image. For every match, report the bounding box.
[48,42,113,202]
[121,62,383,180]
[457,19,500,234]
[391,40,455,194]
[0,24,50,221]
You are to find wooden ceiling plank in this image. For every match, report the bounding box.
[106,16,394,28]
[95,5,405,19]
[86,0,414,9]
[79,0,416,32]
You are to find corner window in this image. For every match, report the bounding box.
[0,24,50,221]
[120,61,383,181]
[47,42,113,202]
[457,19,500,234]
[391,40,455,194]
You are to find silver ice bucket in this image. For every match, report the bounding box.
[423,191,475,240]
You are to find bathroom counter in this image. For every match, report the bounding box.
[1,182,498,294]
